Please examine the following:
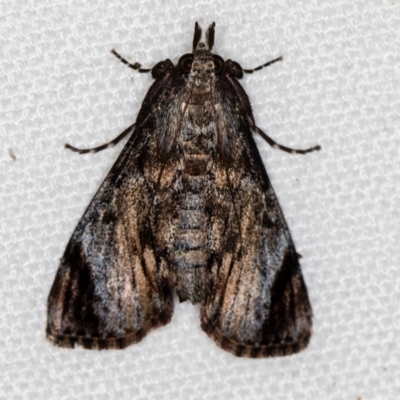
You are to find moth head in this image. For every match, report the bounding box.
[177,22,225,77]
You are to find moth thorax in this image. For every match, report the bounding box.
[190,54,215,86]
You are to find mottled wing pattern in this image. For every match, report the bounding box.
[200,75,312,357]
[47,70,186,349]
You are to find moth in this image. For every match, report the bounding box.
[47,22,320,358]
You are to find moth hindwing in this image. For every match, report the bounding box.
[47,22,319,357]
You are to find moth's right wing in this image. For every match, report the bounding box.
[201,160,313,357]
[200,76,312,357]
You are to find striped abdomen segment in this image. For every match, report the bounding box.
[173,150,212,303]
[174,153,211,270]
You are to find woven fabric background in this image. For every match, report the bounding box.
[1,1,399,399]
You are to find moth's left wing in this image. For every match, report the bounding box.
[47,68,186,349]
[47,123,177,349]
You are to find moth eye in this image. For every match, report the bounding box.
[178,53,194,73]
[213,55,225,75]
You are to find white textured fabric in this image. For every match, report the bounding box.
[1,1,399,399]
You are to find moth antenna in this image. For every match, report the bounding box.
[206,22,216,51]
[193,22,202,52]
[65,124,135,154]
[255,126,321,155]
[111,49,151,73]
[243,56,283,74]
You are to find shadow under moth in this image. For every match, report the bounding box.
[47,22,320,358]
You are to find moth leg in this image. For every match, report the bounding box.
[111,49,151,73]
[65,123,135,154]
[255,126,321,155]
[243,56,283,74]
